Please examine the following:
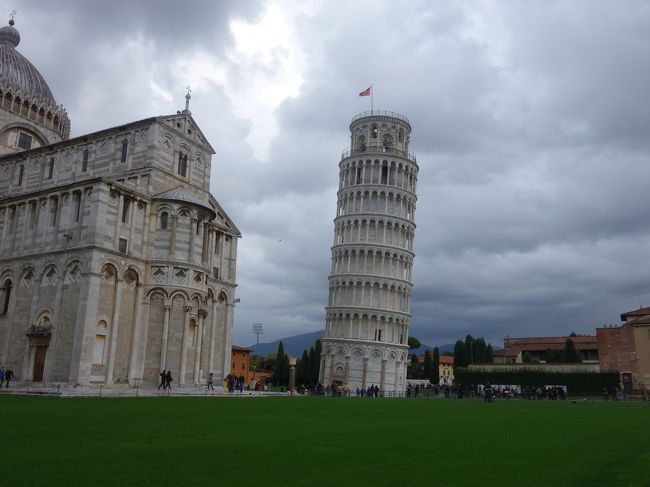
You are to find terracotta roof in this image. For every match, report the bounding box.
[505,335,596,346]
[620,306,650,321]
[439,355,454,365]
[625,315,650,326]
[231,345,251,352]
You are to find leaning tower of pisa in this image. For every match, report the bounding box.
[320,110,418,394]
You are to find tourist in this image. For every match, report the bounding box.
[4,368,13,388]
[0,366,4,388]
[158,370,166,390]
[165,370,172,390]
[207,373,214,391]
[602,386,609,400]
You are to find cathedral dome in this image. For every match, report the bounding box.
[0,19,56,106]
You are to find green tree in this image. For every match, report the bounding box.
[273,341,288,386]
[408,336,421,350]
[465,335,474,365]
[422,350,433,382]
[310,339,322,383]
[474,337,487,363]
[407,353,421,379]
[298,350,309,385]
[486,343,494,363]
[563,338,582,363]
[432,347,440,384]
[522,351,532,364]
[453,339,466,368]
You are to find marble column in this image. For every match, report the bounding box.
[105,277,123,384]
[194,309,206,384]
[362,357,369,389]
[179,306,192,384]
[159,302,171,370]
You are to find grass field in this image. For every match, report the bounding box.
[2,396,649,486]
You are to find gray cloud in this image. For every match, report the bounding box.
[5,0,650,349]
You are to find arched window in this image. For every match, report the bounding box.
[93,321,108,364]
[160,211,168,230]
[371,124,378,138]
[398,128,404,142]
[1,279,12,315]
[121,138,128,163]
[177,152,188,177]
[383,134,393,152]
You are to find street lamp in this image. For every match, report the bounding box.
[252,323,263,385]
[289,356,297,394]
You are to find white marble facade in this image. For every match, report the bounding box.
[0,20,239,386]
[321,111,418,393]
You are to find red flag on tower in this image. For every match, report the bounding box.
[359,86,371,97]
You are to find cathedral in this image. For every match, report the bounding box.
[0,19,239,386]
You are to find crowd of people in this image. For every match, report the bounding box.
[224,374,246,393]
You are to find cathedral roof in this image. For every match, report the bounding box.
[154,186,215,215]
[0,19,57,107]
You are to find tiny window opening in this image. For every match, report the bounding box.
[82,149,89,172]
[121,139,128,163]
[122,198,130,224]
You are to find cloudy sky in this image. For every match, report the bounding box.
[7,1,650,348]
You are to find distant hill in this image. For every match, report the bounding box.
[244,330,454,358]
[246,330,324,357]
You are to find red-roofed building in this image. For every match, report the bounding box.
[495,335,599,364]
[416,352,455,385]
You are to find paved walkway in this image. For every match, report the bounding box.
[0,382,289,398]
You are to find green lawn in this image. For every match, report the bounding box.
[2,396,649,486]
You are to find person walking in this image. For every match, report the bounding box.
[207,373,214,391]
[158,370,166,390]
[4,368,13,388]
[0,367,4,388]
[165,370,172,390]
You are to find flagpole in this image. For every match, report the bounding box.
[371,82,374,114]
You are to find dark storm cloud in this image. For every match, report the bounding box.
[5,1,650,348]
[226,1,650,347]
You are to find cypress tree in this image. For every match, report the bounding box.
[474,337,487,363]
[312,339,322,383]
[563,338,582,363]
[486,343,494,363]
[422,350,433,382]
[465,334,474,365]
[273,341,287,386]
[454,339,466,368]
[432,347,440,384]
[300,350,309,385]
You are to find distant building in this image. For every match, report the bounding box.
[597,306,650,392]
[230,345,250,384]
[439,355,454,385]
[415,352,454,385]
[494,335,599,364]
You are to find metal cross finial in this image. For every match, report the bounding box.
[185,85,192,96]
